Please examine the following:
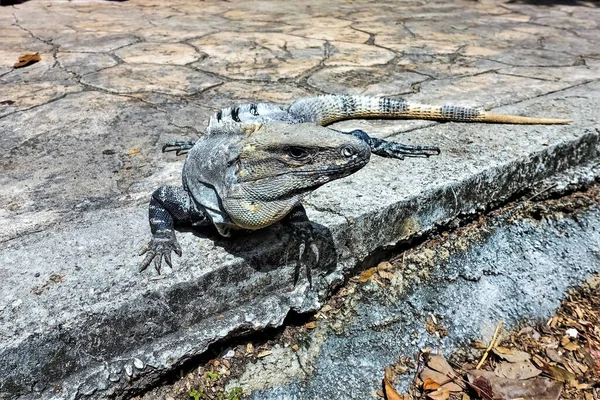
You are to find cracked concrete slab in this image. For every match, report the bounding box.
[0,0,599,399]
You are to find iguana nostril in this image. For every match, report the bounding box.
[341,146,355,158]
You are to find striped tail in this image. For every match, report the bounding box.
[287,95,572,126]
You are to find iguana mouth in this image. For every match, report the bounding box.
[240,158,368,183]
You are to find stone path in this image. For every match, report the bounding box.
[0,0,599,399]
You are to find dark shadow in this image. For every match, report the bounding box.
[0,0,31,6]
[506,0,598,6]
[187,219,338,290]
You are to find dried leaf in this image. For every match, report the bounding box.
[127,148,141,155]
[377,261,393,271]
[359,267,377,282]
[291,344,299,352]
[423,378,441,391]
[466,374,494,400]
[385,366,396,384]
[543,364,576,383]
[494,361,541,380]
[383,378,402,400]
[419,368,462,392]
[427,354,456,377]
[378,270,395,281]
[426,389,450,400]
[492,346,513,354]
[304,321,317,329]
[246,343,254,354]
[468,370,562,400]
[14,52,41,68]
[492,348,531,363]
[545,348,566,364]
[563,341,580,351]
[256,350,272,358]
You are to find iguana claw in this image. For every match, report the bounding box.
[162,141,196,156]
[292,224,319,288]
[139,235,182,274]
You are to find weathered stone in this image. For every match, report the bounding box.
[115,43,201,65]
[81,64,222,95]
[53,32,138,53]
[0,81,82,119]
[324,42,395,67]
[189,32,325,80]
[56,52,118,76]
[307,66,427,96]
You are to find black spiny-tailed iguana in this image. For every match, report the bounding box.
[140,95,570,274]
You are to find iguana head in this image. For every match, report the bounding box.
[223,122,370,229]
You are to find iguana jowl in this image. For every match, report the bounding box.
[140,94,570,273]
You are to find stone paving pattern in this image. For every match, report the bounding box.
[0,0,599,399]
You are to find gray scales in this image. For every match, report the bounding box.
[140,94,571,280]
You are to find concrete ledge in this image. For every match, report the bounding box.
[1,81,599,399]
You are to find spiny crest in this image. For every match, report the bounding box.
[207,103,297,135]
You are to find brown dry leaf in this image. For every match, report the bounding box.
[494,361,541,380]
[378,270,395,281]
[461,393,470,400]
[127,148,141,155]
[383,378,402,400]
[376,389,385,398]
[466,374,494,400]
[304,321,317,329]
[468,370,562,400]
[14,53,41,68]
[563,341,580,351]
[256,350,272,358]
[291,344,299,352]
[359,267,377,282]
[492,346,512,354]
[574,305,584,320]
[385,366,397,384]
[584,393,594,400]
[427,354,456,377]
[377,261,393,271]
[420,368,462,392]
[422,378,441,391]
[543,364,576,383]
[545,348,566,364]
[426,389,450,400]
[492,347,531,363]
[246,343,254,354]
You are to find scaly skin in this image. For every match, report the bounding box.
[142,94,571,274]
[287,95,572,125]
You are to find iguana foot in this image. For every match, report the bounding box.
[139,234,182,274]
[162,141,196,156]
[370,140,440,159]
[293,229,319,288]
[293,221,319,288]
[347,129,440,160]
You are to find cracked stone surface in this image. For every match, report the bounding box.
[0,0,599,399]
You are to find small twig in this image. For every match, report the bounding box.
[476,321,503,369]
[528,183,558,201]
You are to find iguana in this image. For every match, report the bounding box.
[140,94,570,274]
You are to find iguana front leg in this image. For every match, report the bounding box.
[162,141,196,156]
[341,129,440,160]
[140,186,208,273]
[281,204,319,287]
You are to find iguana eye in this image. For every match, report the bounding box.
[286,147,310,160]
